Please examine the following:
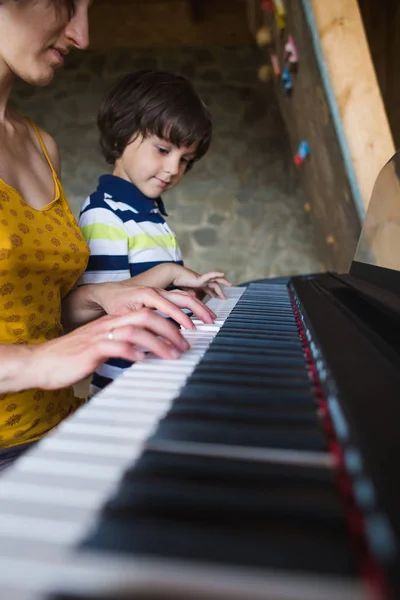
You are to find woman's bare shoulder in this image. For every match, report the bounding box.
[12,112,62,178]
[34,124,61,178]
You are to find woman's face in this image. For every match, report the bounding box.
[0,0,91,86]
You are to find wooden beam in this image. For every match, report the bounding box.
[310,0,395,212]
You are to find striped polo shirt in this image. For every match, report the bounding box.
[78,174,183,392]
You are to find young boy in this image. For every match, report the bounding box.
[79,70,230,392]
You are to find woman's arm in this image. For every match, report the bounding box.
[0,308,191,395]
[0,345,36,394]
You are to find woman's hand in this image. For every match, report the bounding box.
[62,282,217,331]
[172,267,232,299]
[91,283,217,327]
[26,309,191,392]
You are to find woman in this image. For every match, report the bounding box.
[0,0,215,467]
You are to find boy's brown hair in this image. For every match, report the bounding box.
[98,69,212,170]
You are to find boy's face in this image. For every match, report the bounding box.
[114,134,198,198]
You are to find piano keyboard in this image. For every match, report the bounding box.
[0,284,369,600]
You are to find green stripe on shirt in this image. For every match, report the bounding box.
[128,233,179,251]
[81,223,128,241]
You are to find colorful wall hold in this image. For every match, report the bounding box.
[256,25,273,47]
[294,140,310,165]
[260,0,274,13]
[273,0,286,30]
[281,65,293,93]
[270,52,281,77]
[258,64,274,82]
[285,35,299,71]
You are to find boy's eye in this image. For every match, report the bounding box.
[157,147,169,155]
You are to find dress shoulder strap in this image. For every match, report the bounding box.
[28,119,58,176]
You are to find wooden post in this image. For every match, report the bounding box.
[310,0,395,212]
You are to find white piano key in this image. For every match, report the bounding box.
[7,457,122,482]
[119,371,191,383]
[0,514,82,544]
[0,481,102,509]
[0,553,367,600]
[183,323,221,332]
[58,421,159,441]
[36,435,144,458]
[74,404,170,424]
[102,378,182,390]
[94,387,174,401]
[0,498,94,528]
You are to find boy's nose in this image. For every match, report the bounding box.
[165,158,180,176]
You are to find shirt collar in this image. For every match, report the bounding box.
[97,174,168,216]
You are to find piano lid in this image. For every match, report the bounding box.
[350,150,400,294]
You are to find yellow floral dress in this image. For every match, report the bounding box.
[0,121,90,448]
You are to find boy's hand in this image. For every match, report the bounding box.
[172,267,232,299]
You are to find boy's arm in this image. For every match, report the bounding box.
[125,264,232,299]
[124,263,182,289]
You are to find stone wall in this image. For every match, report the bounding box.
[88,0,253,49]
[11,45,321,285]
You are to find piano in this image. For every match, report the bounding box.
[1,152,400,600]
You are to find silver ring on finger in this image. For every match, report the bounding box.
[107,327,115,341]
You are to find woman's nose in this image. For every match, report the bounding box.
[64,2,90,50]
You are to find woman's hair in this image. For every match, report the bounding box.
[98,69,212,169]
[0,0,76,19]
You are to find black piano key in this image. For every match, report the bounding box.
[48,592,199,600]
[196,352,307,368]
[225,318,298,330]
[193,363,311,382]
[103,477,345,525]
[228,316,295,323]
[187,371,313,390]
[150,418,327,451]
[219,325,299,338]
[47,595,98,600]
[177,383,317,406]
[117,454,343,522]
[227,313,296,321]
[167,403,320,427]
[81,516,357,577]
[48,593,183,600]
[201,351,307,368]
[208,333,305,349]
[127,450,335,487]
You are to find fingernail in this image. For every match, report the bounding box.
[183,340,190,350]
[170,349,181,359]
